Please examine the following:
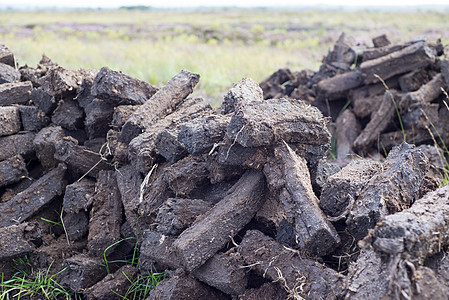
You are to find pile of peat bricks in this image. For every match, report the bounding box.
[1,32,449,299]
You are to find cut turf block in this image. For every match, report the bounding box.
[335,109,360,159]
[398,68,432,92]
[84,98,115,139]
[316,71,363,101]
[178,114,231,156]
[54,137,113,178]
[0,62,20,84]
[399,73,444,111]
[0,132,35,161]
[128,97,211,173]
[92,66,158,105]
[353,90,398,155]
[29,87,57,115]
[58,254,108,292]
[165,155,209,196]
[320,159,381,218]
[38,66,85,98]
[18,105,49,131]
[0,223,35,260]
[347,184,449,299]
[0,81,32,105]
[274,143,340,256]
[115,164,142,234]
[120,69,200,143]
[259,68,294,99]
[0,106,21,136]
[239,282,287,300]
[193,251,247,296]
[0,155,28,188]
[365,184,449,263]
[0,44,15,67]
[220,77,263,114]
[238,230,344,299]
[227,98,330,148]
[372,34,391,48]
[0,163,66,228]
[173,169,265,271]
[111,105,139,130]
[155,198,213,236]
[347,142,430,241]
[85,265,138,300]
[360,41,436,84]
[63,211,89,241]
[51,98,84,130]
[139,230,181,271]
[148,270,227,300]
[88,170,123,257]
[63,179,96,214]
[33,126,65,170]
[155,129,187,163]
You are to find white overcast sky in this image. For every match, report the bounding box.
[1,0,449,9]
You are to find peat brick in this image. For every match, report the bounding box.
[85,265,138,300]
[221,77,263,114]
[227,98,330,148]
[0,81,32,105]
[347,142,430,241]
[0,106,21,136]
[92,66,158,105]
[0,155,28,188]
[0,62,20,84]
[88,170,123,257]
[173,169,265,271]
[178,114,231,156]
[58,254,108,292]
[0,163,66,228]
[120,69,200,143]
[33,126,65,170]
[360,41,436,84]
[0,132,35,161]
[238,230,344,299]
[0,44,15,67]
[18,105,49,131]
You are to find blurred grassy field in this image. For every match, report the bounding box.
[1,8,448,104]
